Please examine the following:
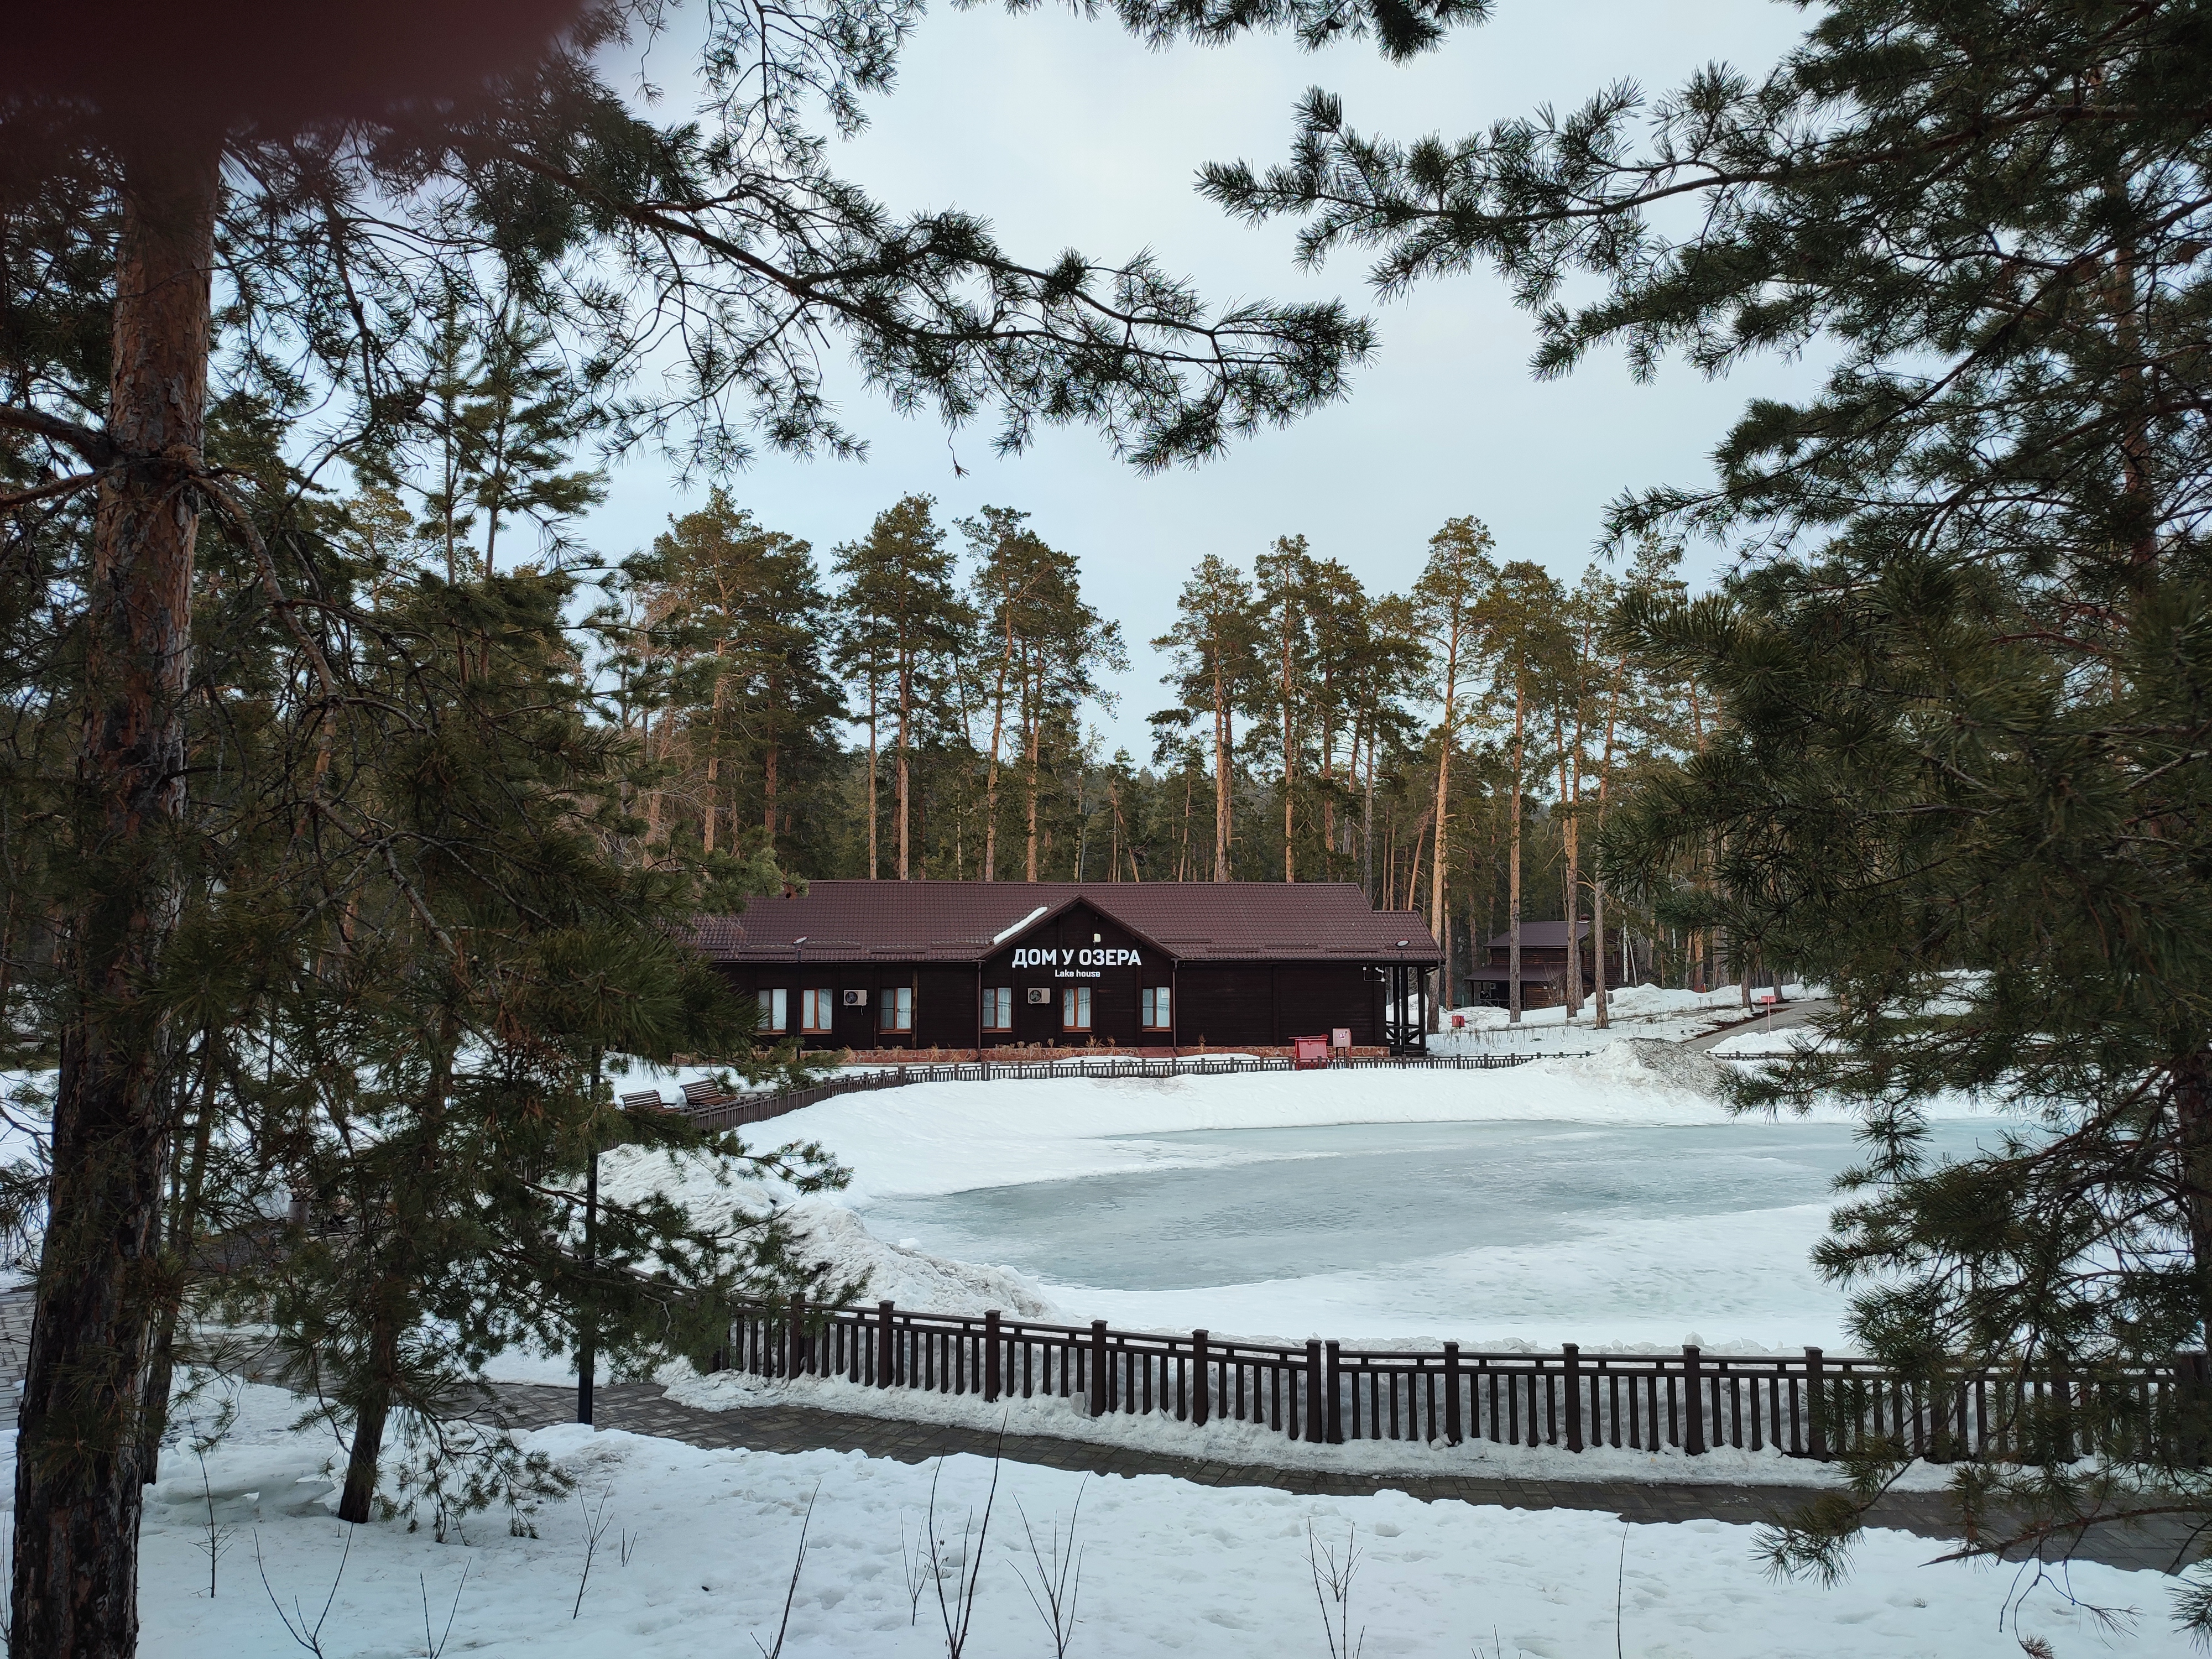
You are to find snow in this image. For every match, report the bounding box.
[762,1050,1748,1208]
[659,1358,1956,1491]
[109,1381,2189,1659]
[544,1042,2011,1359]
[1429,982,1815,1055]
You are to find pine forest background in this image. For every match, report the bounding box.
[491,465,1739,1001]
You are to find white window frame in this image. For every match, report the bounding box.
[880,985,914,1034]
[982,987,1013,1032]
[758,987,789,1034]
[1140,986,1171,1031]
[1061,985,1092,1032]
[801,987,836,1034]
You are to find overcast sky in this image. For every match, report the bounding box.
[578,0,1815,756]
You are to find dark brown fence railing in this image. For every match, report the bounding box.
[680,1050,1572,1134]
[722,1298,2200,1465]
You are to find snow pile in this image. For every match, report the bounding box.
[1432,981,1813,1053]
[1619,1037,1736,1096]
[785,1201,1061,1320]
[114,1382,2187,1659]
[579,1144,1061,1321]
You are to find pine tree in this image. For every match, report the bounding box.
[650,492,842,859]
[1208,0,2212,1609]
[832,498,972,881]
[1254,535,1321,881]
[3,0,1444,1627]
[1155,557,1262,881]
[1412,518,1494,1008]
[1303,556,1373,880]
[1480,562,1569,1024]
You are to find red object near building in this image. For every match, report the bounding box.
[1293,1035,1330,1069]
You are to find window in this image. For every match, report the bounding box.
[1061,985,1092,1031]
[880,985,914,1034]
[1140,986,1171,1031]
[758,988,788,1034]
[983,987,1013,1032]
[801,988,836,1034]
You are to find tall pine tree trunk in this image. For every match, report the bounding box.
[865,680,879,880]
[983,621,1013,881]
[763,738,778,849]
[1427,687,1454,997]
[1212,658,1232,882]
[15,139,219,1659]
[1592,650,1626,1030]
[1362,717,1376,903]
[703,643,727,855]
[896,654,911,881]
[1508,679,1525,1025]
[1281,623,1296,883]
[1025,653,1042,883]
[1557,724,1580,1018]
[337,1300,402,1525]
[340,1036,446,1525]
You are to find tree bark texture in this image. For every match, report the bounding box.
[14,140,220,1659]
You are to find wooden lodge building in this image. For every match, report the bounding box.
[693,881,1443,1057]
[1463,920,1592,1010]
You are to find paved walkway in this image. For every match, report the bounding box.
[0,1288,30,1395]
[489,1380,2192,1575]
[1681,999,1837,1051]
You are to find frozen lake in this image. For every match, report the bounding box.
[859,1117,2000,1349]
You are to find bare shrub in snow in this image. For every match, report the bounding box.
[255,1526,351,1658]
[1009,1480,1086,1658]
[927,1449,1003,1658]
[1306,1519,1363,1659]
[420,1562,469,1659]
[572,1483,618,1619]
[750,1485,818,1658]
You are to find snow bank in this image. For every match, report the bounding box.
[660,1359,1951,1492]
[115,1382,2188,1659]
[1431,981,1815,1053]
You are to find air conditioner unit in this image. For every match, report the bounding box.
[1026,987,1051,1005]
[842,988,868,1007]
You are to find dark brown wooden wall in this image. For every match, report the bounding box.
[979,901,1157,1048]
[1176,963,1384,1048]
[718,962,980,1050]
[716,917,1396,1051]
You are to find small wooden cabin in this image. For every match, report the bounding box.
[691,881,1443,1055]
[1463,920,1592,1009]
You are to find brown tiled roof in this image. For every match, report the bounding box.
[691,881,1442,966]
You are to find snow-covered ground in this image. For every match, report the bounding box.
[1428,982,1815,1055]
[113,1381,2186,1659]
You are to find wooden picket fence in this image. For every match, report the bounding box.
[679,1049,1569,1134]
[722,1298,2205,1465]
